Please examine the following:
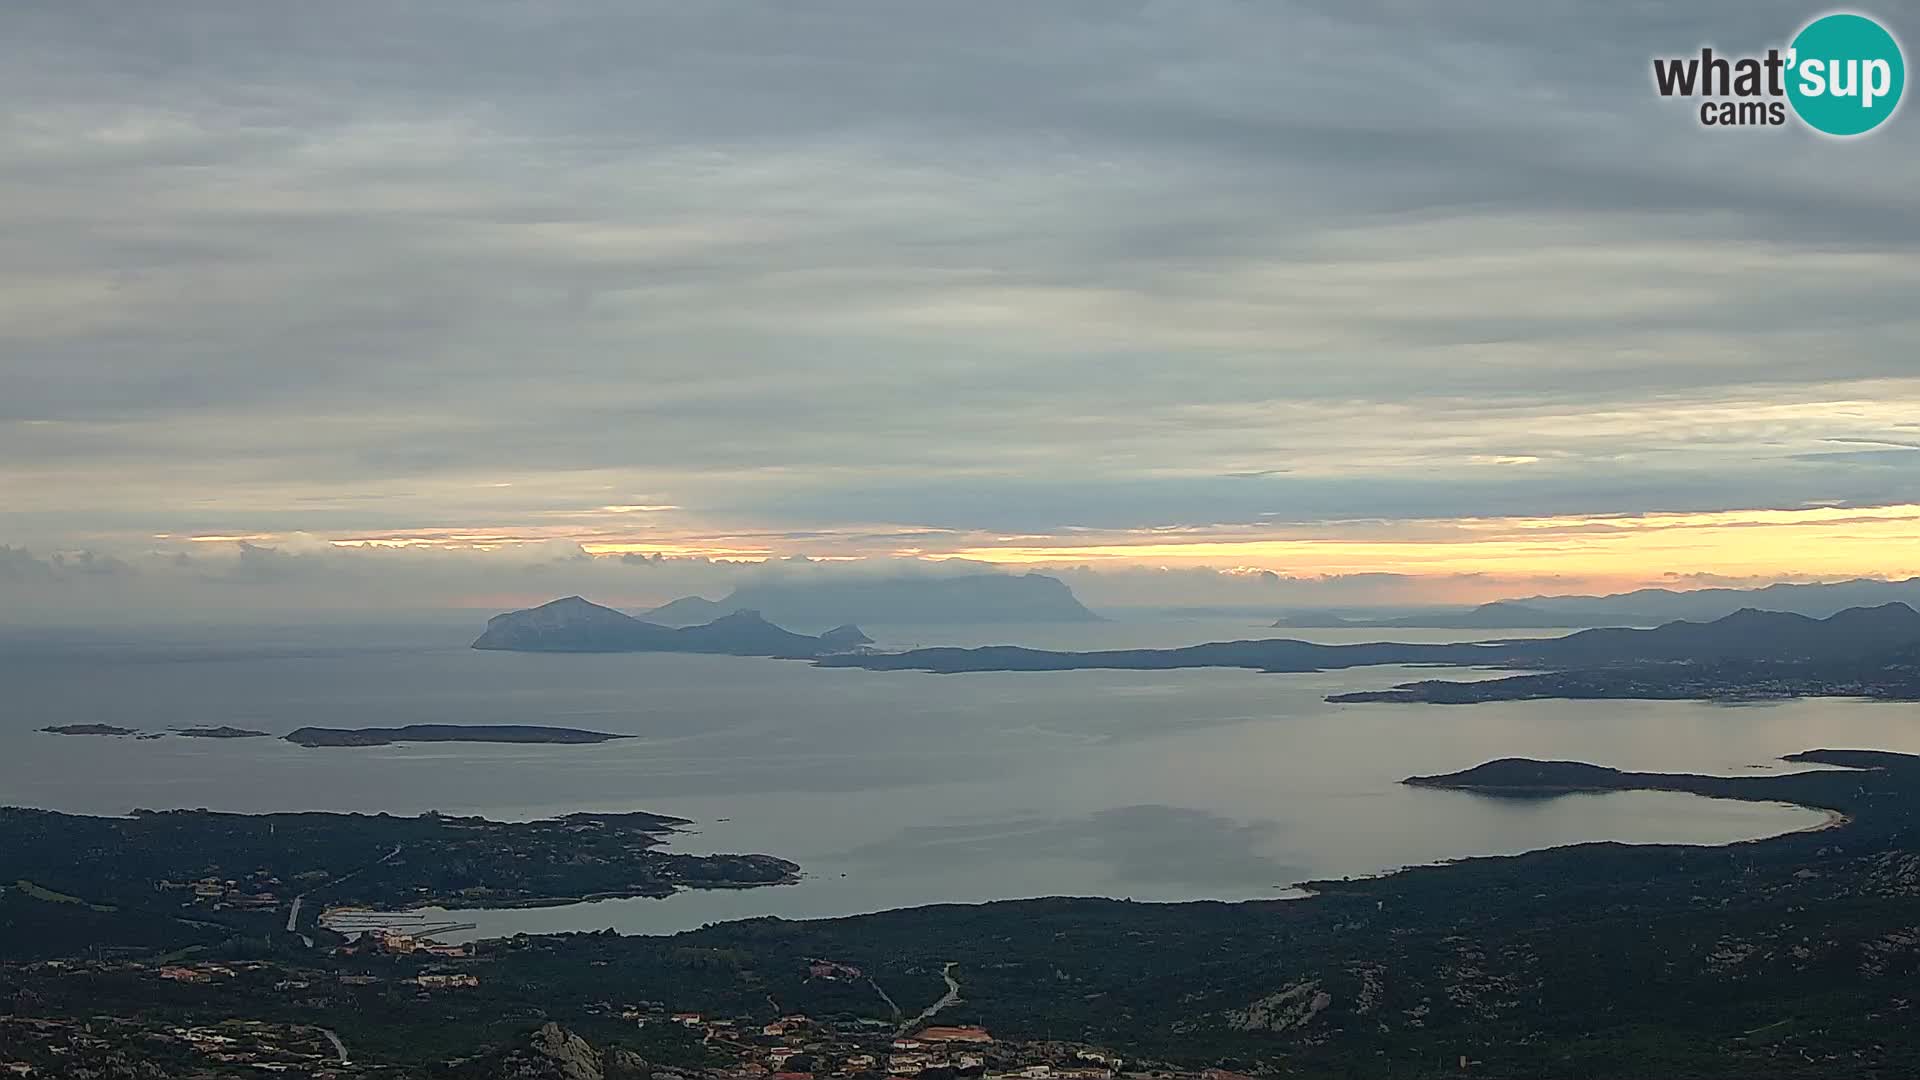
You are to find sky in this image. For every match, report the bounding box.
[3,1,1918,617]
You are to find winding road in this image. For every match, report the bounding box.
[896,962,961,1036]
[318,1027,350,1065]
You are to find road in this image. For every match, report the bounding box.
[896,962,961,1036]
[867,977,902,1024]
[318,1027,350,1065]
[286,842,403,947]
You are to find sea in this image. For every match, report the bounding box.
[6,614,1914,939]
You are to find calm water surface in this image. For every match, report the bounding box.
[5,616,1912,937]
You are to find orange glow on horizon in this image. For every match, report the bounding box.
[923,504,1920,580]
[203,502,1920,591]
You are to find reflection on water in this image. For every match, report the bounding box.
[3,617,1905,937]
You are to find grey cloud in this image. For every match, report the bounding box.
[0,540,1603,622]
[2,0,1918,579]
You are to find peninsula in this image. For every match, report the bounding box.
[0,803,797,961]
[1329,658,1920,705]
[825,603,1920,705]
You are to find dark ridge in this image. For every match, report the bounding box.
[470,596,848,657]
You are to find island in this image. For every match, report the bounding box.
[472,596,869,657]
[39,723,137,736]
[284,723,633,748]
[1404,756,1651,793]
[174,725,272,739]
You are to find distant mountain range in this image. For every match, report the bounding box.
[470,596,868,657]
[1270,602,1645,630]
[640,572,1101,628]
[1275,577,1920,629]
[1510,577,1920,623]
[1508,602,1920,666]
[1332,603,1920,705]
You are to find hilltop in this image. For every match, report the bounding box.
[1338,603,1920,704]
[1505,575,1920,624]
[1275,578,1920,630]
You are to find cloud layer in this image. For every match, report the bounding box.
[4,1,1917,614]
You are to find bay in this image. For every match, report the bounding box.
[4,616,1907,938]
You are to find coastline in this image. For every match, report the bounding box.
[402,790,1817,943]
[1796,805,1853,833]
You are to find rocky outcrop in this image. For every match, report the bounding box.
[1225,980,1332,1032]
[478,1023,654,1080]
[530,1022,605,1080]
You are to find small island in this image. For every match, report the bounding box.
[174,725,272,739]
[39,723,137,737]
[284,724,633,748]
[1404,757,1662,794]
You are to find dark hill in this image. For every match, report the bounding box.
[1404,758,1631,792]
[1514,602,1920,665]
[1511,576,1920,623]
[471,596,681,652]
[471,597,861,658]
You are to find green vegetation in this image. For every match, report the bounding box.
[12,877,114,909]
[6,751,1920,1075]
[0,804,797,950]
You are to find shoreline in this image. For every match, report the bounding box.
[1795,806,1853,834]
[400,792,1817,943]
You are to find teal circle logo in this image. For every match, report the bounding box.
[1787,13,1905,135]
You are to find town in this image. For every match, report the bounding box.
[0,936,1258,1080]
